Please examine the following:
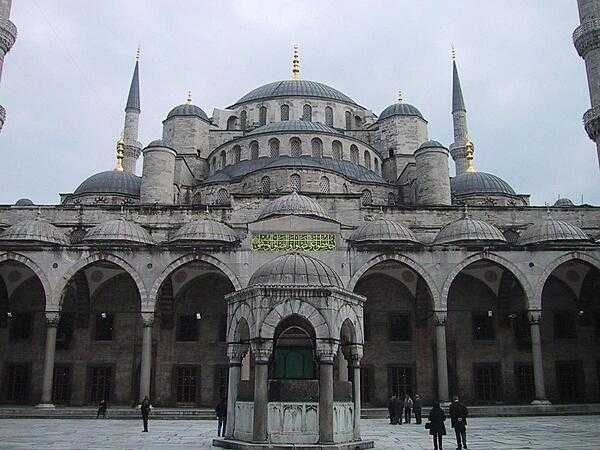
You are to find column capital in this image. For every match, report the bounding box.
[141,312,155,327]
[434,310,448,326]
[227,343,248,364]
[250,339,273,364]
[45,311,60,328]
[347,344,363,367]
[528,310,542,325]
[316,339,339,364]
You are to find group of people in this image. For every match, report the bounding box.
[387,393,423,424]
[388,394,469,450]
[95,396,152,432]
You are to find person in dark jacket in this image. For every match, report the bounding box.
[413,394,422,424]
[403,394,413,424]
[394,395,404,425]
[449,396,468,449]
[96,400,107,419]
[427,401,446,450]
[140,396,151,432]
[215,398,227,437]
[387,395,397,424]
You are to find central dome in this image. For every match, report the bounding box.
[74,170,141,197]
[230,80,358,108]
[249,252,342,287]
[451,171,516,196]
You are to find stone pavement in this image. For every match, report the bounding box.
[0,416,598,449]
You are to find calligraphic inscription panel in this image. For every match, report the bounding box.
[251,233,335,252]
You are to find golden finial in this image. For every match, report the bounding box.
[291,45,300,80]
[136,46,141,62]
[398,90,403,103]
[115,135,125,172]
[451,44,456,61]
[186,91,192,104]
[465,139,476,173]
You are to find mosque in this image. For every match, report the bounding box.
[0,0,600,447]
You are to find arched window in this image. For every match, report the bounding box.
[355,116,363,128]
[240,110,247,130]
[345,111,352,129]
[361,189,372,206]
[332,140,342,160]
[325,106,333,126]
[364,151,371,170]
[232,145,241,164]
[290,174,301,192]
[227,116,238,130]
[211,157,217,173]
[311,138,323,158]
[269,138,280,158]
[319,176,330,194]
[389,148,394,158]
[302,104,312,121]
[259,106,267,126]
[280,104,290,121]
[261,176,271,194]
[215,189,229,205]
[343,183,349,194]
[374,158,379,172]
[388,192,396,206]
[250,141,259,160]
[220,150,227,168]
[350,144,359,164]
[290,137,302,158]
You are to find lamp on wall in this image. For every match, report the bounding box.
[6,311,12,318]
[100,312,107,319]
[196,313,202,320]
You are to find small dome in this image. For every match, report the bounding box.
[451,172,516,196]
[249,252,342,287]
[14,198,34,206]
[146,139,164,147]
[0,218,69,245]
[74,171,141,197]
[378,103,425,122]
[257,191,332,222]
[349,218,420,246]
[231,80,358,108]
[553,198,575,207]
[418,140,446,150]
[434,216,507,245]
[518,217,590,246]
[83,219,154,245]
[169,219,239,244]
[166,103,209,121]
[245,120,340,136]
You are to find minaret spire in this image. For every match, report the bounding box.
[449,49,472,176]
[125,49,141,113]
[291,45,300,80]
[121,50,142,173]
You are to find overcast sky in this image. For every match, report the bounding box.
[0,0,598,205]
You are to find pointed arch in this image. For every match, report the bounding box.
[0,252,52,310]
[259,299,330,341]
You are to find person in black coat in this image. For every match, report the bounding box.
[413,394,422,424]
[394,395,404,425]
[449,396,468,449]
[96,400,107,419]
[215,398,227,437]
[140,396,151,432]
[427,401,446,450]
[387,395,397,424]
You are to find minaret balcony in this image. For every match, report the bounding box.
[0,104,5,131]
[0,18,16,54]
[573,18,600,57]
[583,106,600,140]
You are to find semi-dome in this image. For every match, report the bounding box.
[245,120,340,136]
[348,218,420,246]
[451,171,516,196]
[518,217,590,246]
[378,103,425,122]
[166,103,209,121]
[433,216,507,245]
[0,218,69,245]
[248,252,342,287]
[230,80,358,108]
[83,218,154,245]
[74,170,141,197]
[554,198,575,207]
[169,219,239,245]
[14,198,34,206]
[257,191,333,222]
[418,140,446,150]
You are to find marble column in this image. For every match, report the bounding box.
[317,342,337,444]
[434,311,449,403]
[139,313,154,402]
[349,345,363,441]
[338,349,349,382]
[528,310,550,404]
[37,311,60,408]
[252,340,272,443]
[225,344,246,438]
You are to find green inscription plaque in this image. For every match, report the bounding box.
[251,233,336,251]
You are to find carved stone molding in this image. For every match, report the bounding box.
[45,311,60,328]
[433,310,448,326]
[316,339,339,363]
[227,343,249,363]
[142,312,155,327]
[527,310,542,325]
[251,339,273,364]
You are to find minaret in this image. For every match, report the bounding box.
[573,0,600,170]
[449,50,471,175]
[121,50,142,173]
[0,0,17,132]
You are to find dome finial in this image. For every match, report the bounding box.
[186,90,192,104]
[465,138,476,173]
[398,90,403,103]
[136,46,141,62]
[451,44,456,61]
[291,44,300,80]
[115,135,125,172]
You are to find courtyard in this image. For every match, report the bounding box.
[0,416,598,449]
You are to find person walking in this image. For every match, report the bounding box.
[413,394,422,424]
[140,396,151,432]
[215,397,227,437]
[387,395,397,425]
[96,399,107,419]
[394,394,403,425]
[449,395,468,449]
[403,393,413,424]
[427,401,447,450]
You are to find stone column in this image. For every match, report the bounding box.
[251,340,272,443]
[139,313,154,402]
[528,310,550,404]
[317,341,338,444]
[349,345,363,441]
[434,311,450,403]
[37,311,60,408]
[225,344,247,438]
[338,349,348,382]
